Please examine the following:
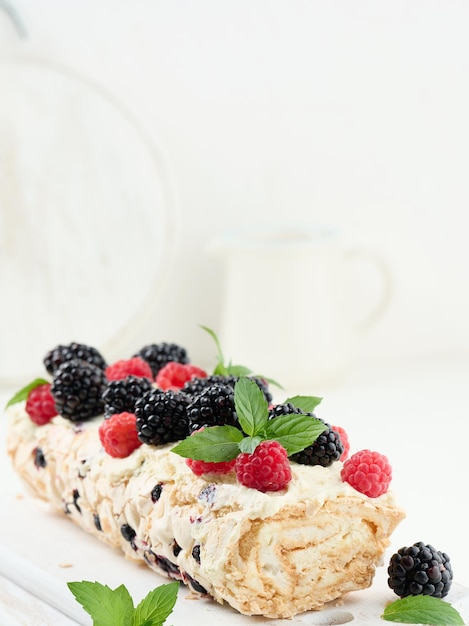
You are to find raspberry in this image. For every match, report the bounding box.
[156,362,207,391]
[186,457,236,476]
[235,440,292,492]
[25,383,58,425]
[44,342,106,375]
[341,449,392,498]
[98,412,142,458]
[332,425,350,460]
[105,357,153,381]
[134,342,189,377]
[51,359,106,421]
[388,542,453,598]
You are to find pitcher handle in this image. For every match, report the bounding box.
[345,247,394,333]
[0,0,27,38]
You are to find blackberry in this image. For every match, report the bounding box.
[144,551,181,578]
[291,423,343,468]
[33,447,47,468]
[120,523,136,543]
[102,375,153,418]
[51,359,106,421]
[184,573,207,595]
[134,342,189,376]
[183,374,272,405]
[192,545,201,563]
[135,389,190,445]
[388,542,453,598]
[44,342,106,375]
[93,513,102,532]
[268,402,303,419]
[187,383,239,433]
[151,483,163,502]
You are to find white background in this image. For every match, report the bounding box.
[1,0,469,375]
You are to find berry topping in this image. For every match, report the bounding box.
[105,357,153,381]
[388,542,453,598]
[268,402,302,419]
[235,440,292,492]
[331,424,350,460]
[187,383,239,433]
[186,457,236,476]
[44,342,106,375]
[291,421,344,468]
[183,374,272,405]
[133,342,189,377]
[51,359,106,421]
[102,376,154,418]
[156,362,207,391]
[135,389,190,445]
[98,412,142,458]
[25,383,58,425]
[341,449,392,498]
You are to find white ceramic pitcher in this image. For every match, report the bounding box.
[213,223,393,390]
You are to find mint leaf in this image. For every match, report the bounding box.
[226,363,252,377]
[285,395,322,413]
[261,376,283,389]
[201,325,258,378]
[172,426,244,462]
[213,362,228,376]
[200,325,225,369]
[67,581,134,626]
[382,595,464,625]
[133,582,178,626]
[234,377,268,437]
[239,436,263,454]
[265,414,327,456]
[5,378,49,408]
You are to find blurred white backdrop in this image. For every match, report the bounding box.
[1,0,469,381]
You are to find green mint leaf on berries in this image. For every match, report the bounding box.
[67,581,135,626]
[225,364,252,377]
[200,325,281,386]
[172,426,244,462]
[381,595,464,624]
[173,378,328,462]
[200,325,238,376]
[265,413,327,456]
[67,580,179,626]
[5,378,49,408]
[132,582,179,626]
[239,435,263,454]
[285,395,323,413]
[234,376,269,436]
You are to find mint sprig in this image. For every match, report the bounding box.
[172,377,327,463]
[5,378,49,408]
[200,325,281,387]
[235,376,269,436]
[381,595,464,625]
[67,580,179,626]
[170,426,244,462]
[285,395,323,413]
